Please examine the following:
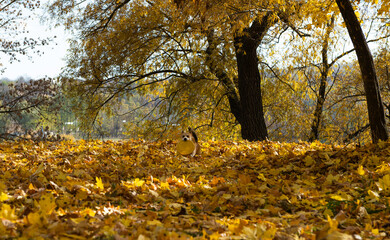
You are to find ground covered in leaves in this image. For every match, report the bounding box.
[1,139,390,239]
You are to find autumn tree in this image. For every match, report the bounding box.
[47,0,390,142]
[336,0,389,143]
[261,0,390,143]
[302,12,376,142]
[307,14,337,142]
[375,48,390,120]
[0,78,59,139]
[47,0,313,141]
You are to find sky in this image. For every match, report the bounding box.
[0,6,69,80]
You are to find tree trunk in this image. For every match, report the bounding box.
[234,37,268,141]
[309,15,334,142]
[206,14,274,141]
[233,15,275,141]
[309,71,327,142]
[336,0,388,143]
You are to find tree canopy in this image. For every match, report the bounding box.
[44,0,390,143]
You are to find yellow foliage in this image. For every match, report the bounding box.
[357,165,365,176]
[0,204,17,220]
[38,193,57,215]
[377,174,390,192]
[96,177,104,191]
[1,138,390,238]
[0,192,9,202]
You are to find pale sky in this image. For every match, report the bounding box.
[0,7,69,80]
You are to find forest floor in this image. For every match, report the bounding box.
[0,139,389,239]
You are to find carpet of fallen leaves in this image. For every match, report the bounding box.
[1,139,390,239]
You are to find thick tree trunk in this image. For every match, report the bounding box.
[233,15,275,141]
[234,38,268,141]
[206,14,274,141]
[336,0,388,143]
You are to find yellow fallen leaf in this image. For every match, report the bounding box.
[325,231,353,240]
[0,222,5,235]
[96,177,104,190]
[247,221,276,240]
[56,207,66,216]
[208,231,220,240]
[257,173,266,181]
[222,194,232,200]
[27,211,46,226]
[367,189,380,201]
[326,174,340,184]
[80,208,96,217]
[228,219,248,235]
[327,214,338,232]
[0,192,8,202]
[71,217,85,224]
[33,163,45,176]
[357,165,365,176]
[262,225,277,240]
[147,219,163,226]
[137,234,150,240]
[330,195,347,201]
[0,182,5,192]
[323,209,334,217]
[134,178,145,187]
[304,155,315,166]
[0,204,17,220]
[160,181,170,190]
[38,193,57,214]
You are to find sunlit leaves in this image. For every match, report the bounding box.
[45,0,307,140]
[96,177,104,191]
[37,193,57,215]
[376,174,390,192]
[0,192,8,202]
[1,139,390,238]
[367,189,380,201]
[0,204,17,220]
[357,165,365,176]
[43,0,390,143]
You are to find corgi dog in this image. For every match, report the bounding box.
[181,127,201,157]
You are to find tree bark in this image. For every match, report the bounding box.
[206,13,275,141]
[309,71,327,142]
[336,0,388,143]
[233,14,275,141]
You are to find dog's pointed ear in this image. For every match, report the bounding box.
[188,127,192,131]
[181,130,185,133]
